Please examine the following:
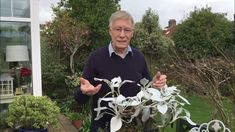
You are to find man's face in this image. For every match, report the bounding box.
[109,19,134,52]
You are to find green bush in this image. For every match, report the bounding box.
[65,72,81,93]
[79,113,91,132]
[172,7,233,59]
[6,95,60,129]
[56,95,77,113]
[0,112,9,130]
[65,112,82,121]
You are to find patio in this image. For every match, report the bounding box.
[2,114,78,132]
[48,114,78,132]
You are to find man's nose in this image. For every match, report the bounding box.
[119,30,125,37]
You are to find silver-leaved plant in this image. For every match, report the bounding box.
[94,77,196,132]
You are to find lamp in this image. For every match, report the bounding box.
[6,45,29,88]
[6,45,29,62]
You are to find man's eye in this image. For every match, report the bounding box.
[115,28,122,32]
[124,29,131,32]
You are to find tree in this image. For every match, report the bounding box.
[132,9,173,74]
[43,9,90,74]
[168,7,235,127]
[41,0,121,97]
[61,0,120,49]
[132,9,172,55]
[172,7,233,59]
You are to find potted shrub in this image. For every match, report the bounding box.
[0,112,13,132]
[6,95,60,132]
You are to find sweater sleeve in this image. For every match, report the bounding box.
[137,50,151,81]
[74,52,96,104]
[74,86,90,105]
[142,57,151,81]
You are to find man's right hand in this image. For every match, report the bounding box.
[80,77,102,96]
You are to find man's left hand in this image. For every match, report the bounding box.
[152,72,167,88]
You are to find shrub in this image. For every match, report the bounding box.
[6,95,60,129]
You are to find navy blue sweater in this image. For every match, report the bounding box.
[74,45,151,131]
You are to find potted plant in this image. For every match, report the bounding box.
[65,112,82,129]
[94,77,196,131]
[6,95,60,132]
[0,112,13,132]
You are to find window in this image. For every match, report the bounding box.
[0,21,31,48]
[0,0,11,17]
[1,0,42,97]
[0,0,30,18]
[0,21,32,95]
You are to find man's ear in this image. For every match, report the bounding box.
[108,28,112,36]
[130,31,134,38]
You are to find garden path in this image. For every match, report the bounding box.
[48,114,78,132]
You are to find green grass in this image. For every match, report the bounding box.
[162,94,235,132]
[184,94,214,124]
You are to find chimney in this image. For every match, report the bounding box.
[168,19,176,28]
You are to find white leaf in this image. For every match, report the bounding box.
[132,106,141,117]
[167,86,177,91]
[140,78,149,87]
[148,88,160,95]
[151,95,163,102]
[182,116,196,126]
[161,111,172,124]
[184,109,191,118]
[165,86,178,95]
[100,97,114,102]
[94,77,103,81]
[94,78,113,91]
[94,111,107,120]
[130,99,140,106]
[144,92,152,100]
[174,107,183,117]
[177,94,190,105]
[137,91,144,99]
[148,88,163,101]
[142,107,150,122]
[110,116,122,132]
[157,103,168,114]
[111,77,122,87]
[108,102,114,109]
[115,95,126,104]
[94,106,107,112]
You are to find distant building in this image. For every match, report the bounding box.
[163,19,176,38]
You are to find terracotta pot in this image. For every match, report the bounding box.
[118,128,137,132]
[18,128,48,132]
[3,128,14,132]
[72,120,82,129]
[118,128,159,132]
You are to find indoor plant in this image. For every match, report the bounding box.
[6,95,60,132]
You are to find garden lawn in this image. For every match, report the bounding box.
[163,93,235,132]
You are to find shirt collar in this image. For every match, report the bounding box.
[108,43,133,57]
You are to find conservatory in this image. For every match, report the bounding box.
[0,0,41,104]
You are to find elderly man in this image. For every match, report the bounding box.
[74,10,167,131]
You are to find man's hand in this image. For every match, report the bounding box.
[80,77,102,96]
[152,71,167,88]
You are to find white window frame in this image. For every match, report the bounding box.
[0,0,42,96]
[30,0,42,96]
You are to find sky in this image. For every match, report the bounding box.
[39,0,234,28]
